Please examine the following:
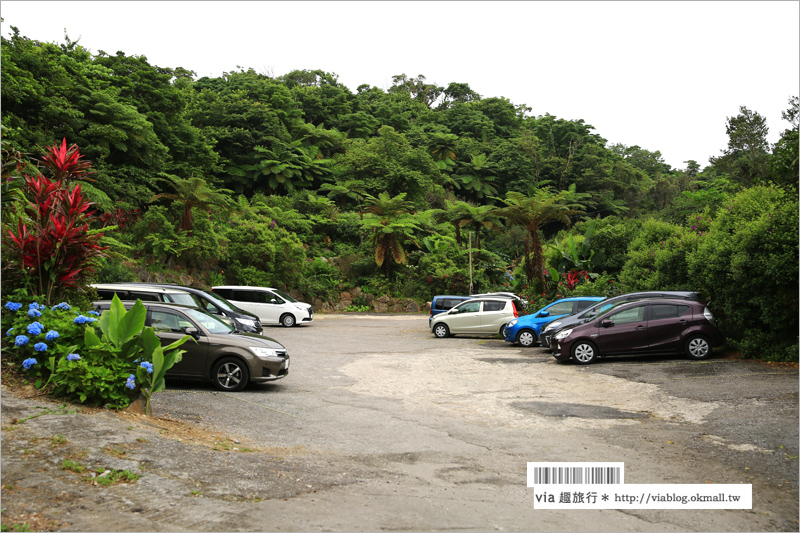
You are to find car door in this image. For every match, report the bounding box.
[536,300,576,333]
[647,303,692,351]
[230,290,272,324]
[447,300,482,334]
[595,303,649,355]
[149,309,208,377]
[479,300,508,333]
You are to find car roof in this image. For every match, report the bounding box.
[547,296,605,302]
[212,285,279,291]
[90,283,188,294]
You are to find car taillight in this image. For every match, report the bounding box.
[703,307,717,327]
[513,305,519,318]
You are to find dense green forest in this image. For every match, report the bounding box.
[1,27,798,361]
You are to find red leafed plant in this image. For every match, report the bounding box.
[563,269,589,291]
[3,140,106,303]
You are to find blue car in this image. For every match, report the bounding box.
[503,297,605,347]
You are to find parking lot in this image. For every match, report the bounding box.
[2,313,798,531]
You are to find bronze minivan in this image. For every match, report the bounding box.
[92,301,289,391]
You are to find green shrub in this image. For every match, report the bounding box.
[687,185,799,361]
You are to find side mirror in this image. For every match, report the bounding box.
[449,308,458,314]
[270,298,278,304]
[184,327,199,336]
[538,311,550,318]
[601,319,614,328]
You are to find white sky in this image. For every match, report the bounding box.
[1,1,798,170]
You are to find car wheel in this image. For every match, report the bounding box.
[280,313,296,327]
[684,334,712,360]
[433,323,450,338]
[499,324,507,337]
[212,357,249,392]
[572,341,598,365]
[517,329,537,347]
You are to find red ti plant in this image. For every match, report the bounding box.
[3,140,106,303]
[40,138,94,183]
[563,269,589,291]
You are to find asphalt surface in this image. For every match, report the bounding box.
[1,313,797,531]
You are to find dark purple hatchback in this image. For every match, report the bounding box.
[552,298,725,365]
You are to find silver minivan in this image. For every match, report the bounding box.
[211,286,313,327]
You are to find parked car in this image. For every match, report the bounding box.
[503,297,605,347]
[120,283,263,334]
[551,298,724,364]
[540,291,703,350]
[211,286,313,327]
[429,295,474,326]
[92,301,290,391]
[430,296,524,338]
[91,283,201,306]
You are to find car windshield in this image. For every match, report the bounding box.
[272,289,297,303]
[183,308,235,334]
[170,292,202,307]
[196,289,237,312]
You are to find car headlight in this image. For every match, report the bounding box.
[507,319,518,327]
[249,347,279,358]
[237,318,256,327]
[544,321,561,332]
[554,329,573,340]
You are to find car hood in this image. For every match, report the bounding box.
[205,331,286,350]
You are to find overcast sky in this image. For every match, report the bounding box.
[2,1,798,170]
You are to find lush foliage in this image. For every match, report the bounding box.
[1,28,797,361]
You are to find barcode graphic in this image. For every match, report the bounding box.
[528,462,624,486]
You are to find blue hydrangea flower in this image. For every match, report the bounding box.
[34,342,48,352]
[6,328,14,336]
[87,311,100,316]
[67,353,81,362]
[125,374,136,390]
[27,322,44,336]
[140,361,154,374]
[28,302,40,310]
[45,330,60,341]
[14,335,30,346]
[51,302,72,311]
[73,315,98,325]
[22,358,37,370]
[4,302,22,312]
[27,309,42,318]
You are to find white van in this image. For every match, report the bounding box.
[211,286,313,327]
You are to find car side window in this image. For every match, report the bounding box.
[545,301,574,316]
[213,288,232,299]
[650,304,690,320]
[608,306,646,325]
[151,310,186,333]
[233,290,254,303]
[575,300,595,312]
[441,299,462,310]
[456,301,481,313]
[263,291,285,304]
[130,292,160,302]
[482,300,505,312]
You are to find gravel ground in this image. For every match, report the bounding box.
[1,313,797,531]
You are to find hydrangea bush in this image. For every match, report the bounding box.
[2,295,189,412]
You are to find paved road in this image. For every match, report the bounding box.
[148,314,799,531]
[3,313,796,531]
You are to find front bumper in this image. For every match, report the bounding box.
[251,354,290,382]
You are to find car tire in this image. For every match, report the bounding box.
[212,357,249,392]
[280,313,296,327]
[684,334,712,360]
[517,329,537,348]
[433,323,450,338]
[499,324,507,337]
[572,341,598,365]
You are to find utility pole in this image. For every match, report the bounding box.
[468,231,473,294]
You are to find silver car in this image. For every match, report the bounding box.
[430,297,524,338]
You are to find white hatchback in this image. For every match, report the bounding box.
[430,297,523,338]
[211,286,313,327]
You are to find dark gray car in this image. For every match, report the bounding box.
[92,301,289,392]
